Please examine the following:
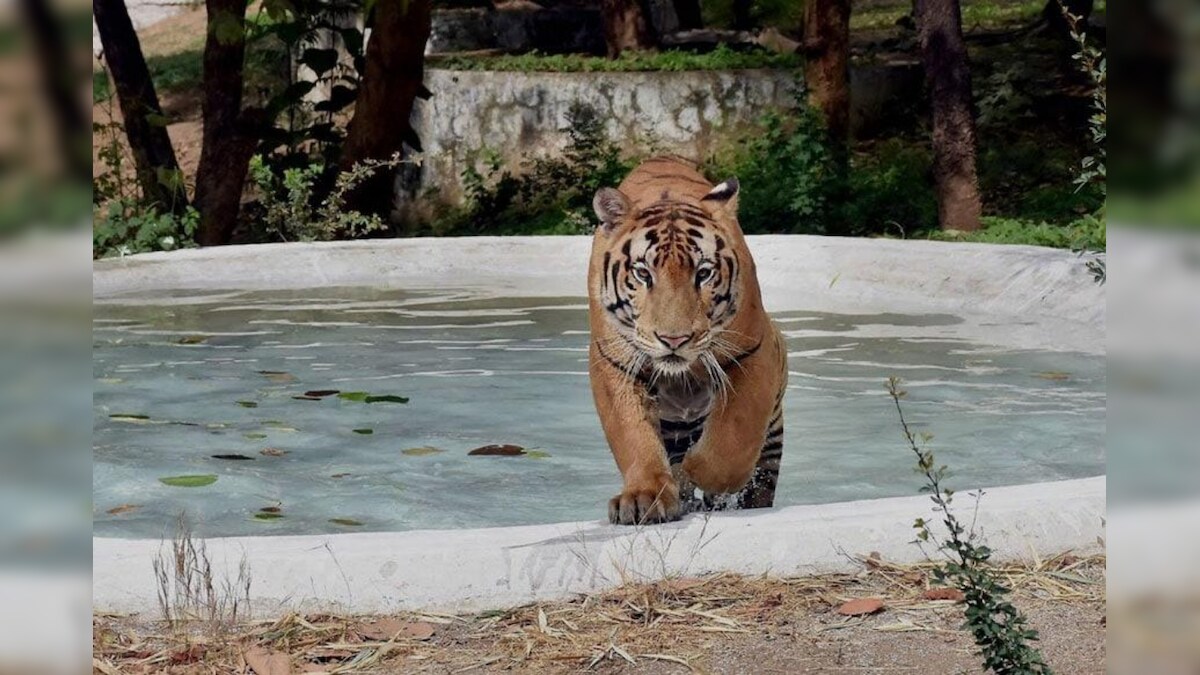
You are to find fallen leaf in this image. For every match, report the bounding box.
[1034,371,1071,381]
[837,598,885,616]
[244,645,292,675]
[212,453,255,461]
[237,400,259,408]
[260,447,289,457]
[254,512,285,521]
[304,390,340,398]
[260,506,282,513]
[170,644,207,664]
[159,474,218,488]
[468,444,526,456]
[292,396,322,401]
[329,518,364,527]
[921,588,965,602]
[352,428,374,435]
[525,450,552,459]
[330,472,352,478]
[365,394,408,404]
[176,335,208,345]
[245,432,269,440]
[336,391,369,402]
[106,504,141,516]
[401,446,444,456]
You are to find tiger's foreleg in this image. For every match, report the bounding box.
[590,344,683,526]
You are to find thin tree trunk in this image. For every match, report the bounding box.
[802,0,851,142]
[21,0,90,183]
[193,0,265,246]
[672,0,703,30]
[600,0,657,57]
[339,0,433,218]
[92,0,188,213]
[915,0,983,231]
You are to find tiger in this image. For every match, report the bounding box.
[587,156,789,526]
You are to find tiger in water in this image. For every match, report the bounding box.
[587,156,788,525]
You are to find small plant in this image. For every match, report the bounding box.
[93,201,200,258]
[249,152,407,241]
[153,515,251,637]
[886,377,1053,675]
[1059,1,1105,195]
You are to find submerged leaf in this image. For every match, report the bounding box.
[159,474,218,488]
[365,394,409,404]
[253,512,285,521]
[260,447,288,457]
[236,400,259,408]
[525,450,552,459]
[329,517,363,526]
[337,391,369,402]
[106,504,141,515]
[352,428,374,435]
[212,454,255,461]
[401,446,444,457]
[304,389,341,398]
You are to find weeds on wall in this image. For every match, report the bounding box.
[886,377,1054,675]
[432,103,635,235]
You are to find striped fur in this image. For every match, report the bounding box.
[587,157,789,525]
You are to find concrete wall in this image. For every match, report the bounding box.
[403,68,799,216]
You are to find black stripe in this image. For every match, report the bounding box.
[660,417,706,432]
[719,338,762,372]
[594,339,648,385]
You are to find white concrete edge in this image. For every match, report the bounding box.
[94,476,1105,617]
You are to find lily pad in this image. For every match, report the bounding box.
[106,504,141,515]
[365,394,409,404]
[329,518,364,527]
[304,390,340,398]
[401,446,444,457]
[159,474,218,488]
[352,428,374,435]
[468,444,526,457]
[212,454,255,461]
[236,400,259,408]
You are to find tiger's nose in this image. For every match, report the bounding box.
[656,333,693,350]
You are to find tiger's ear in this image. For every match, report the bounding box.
[593,188,630,233]
[701,177,739,218]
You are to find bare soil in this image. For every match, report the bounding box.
[93,553,1105,674]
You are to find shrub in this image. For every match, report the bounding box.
[842,140,938,237]
[93,201,200,259]
[887,378,1054,675]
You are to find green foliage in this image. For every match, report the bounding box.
[1059,1,1106,194]
[93,201,200,259]
[431,44,800,73]
[705,105,839,234]
[248,153,404,242]
[431,103,636,235]
[700,0,804,30]
[887,378,1054,675]
[931,214,1105,250]
[842,140,938,236]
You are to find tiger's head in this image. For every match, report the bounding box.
[591,178,748,378]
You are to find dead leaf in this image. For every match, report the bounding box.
[468,444,526,456]
[170,644,206,664]
[245,645,292,675]
[837,598,885,616]
[921,588,965,602]
[260,447,289,457]
[106,504,141,516]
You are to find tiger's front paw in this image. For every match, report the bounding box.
[608,474,682,525]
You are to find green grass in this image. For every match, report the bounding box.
[429,45,801,73]
[927,213,1106,249]
[851,0,1045,31]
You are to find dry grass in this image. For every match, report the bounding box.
[92,551,1104,674]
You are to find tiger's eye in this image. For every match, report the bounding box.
[696,267,713,283]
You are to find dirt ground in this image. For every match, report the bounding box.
[93,552,1105,674]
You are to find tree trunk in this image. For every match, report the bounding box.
[92,0,188,213]
[600,0,657,57]
[21,0,90,184]
[672,0,703,30]
[914,0,983,231]
[339,0,433,218]
[193,0,264,246]
[802,0,851,142]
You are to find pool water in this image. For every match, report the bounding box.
[93,288,1105,538]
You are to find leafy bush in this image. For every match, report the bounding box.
[842,140,938,237]
[887,378,1054,675]
[430,44,800,73]
[931,213,1105,250]
[432,103,636,235]
[93,201,200,258]
[247,153,404,242]
[705,104,839,235]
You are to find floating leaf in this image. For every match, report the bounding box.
[236,400,259,408]
[1034,371,1071,381]
[331,472,352,478]
[106,504,141,515]
[304,390,340,398]
[159,474,218,488]
[176,335,207,345]
[401,446,444,457]
[365,394,408,404]
[262,421,298,432]
[212,454,255,461]
[337,391,369,402]
[244,432,268,440]
[525,450,552,459]
[468,444,526,457]
[97,377,124,384]
[260,506,282,514]
[257,370,296,384]
[329,518,363,527]
[292,396,322,401]
[352,428,374,435]
[260,447,288,457]
[110,413,151,423]
[253,512,284,521]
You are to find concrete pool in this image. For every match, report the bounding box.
[93,236,1106,614]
